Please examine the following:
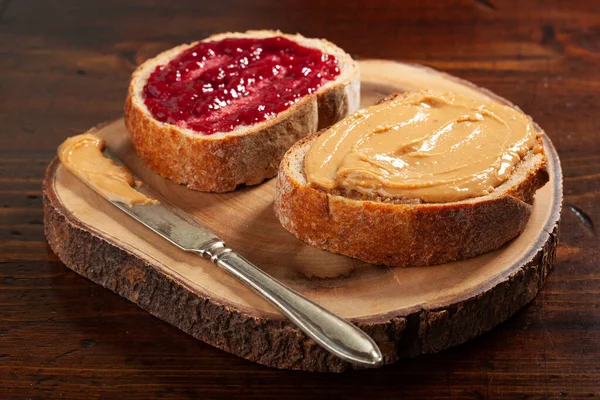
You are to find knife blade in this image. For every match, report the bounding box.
[95,149,383,368]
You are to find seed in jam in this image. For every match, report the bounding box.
[143,37,340,135]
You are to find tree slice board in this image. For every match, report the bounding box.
[43,60,562,373]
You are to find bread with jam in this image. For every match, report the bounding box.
[125,30,359,192]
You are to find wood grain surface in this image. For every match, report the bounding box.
[42,61,562,372]
[1,0,599,397]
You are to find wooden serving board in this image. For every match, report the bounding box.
[43,60,562,373]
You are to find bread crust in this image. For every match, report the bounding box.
[274,96,549,268]
[125,30,359,192]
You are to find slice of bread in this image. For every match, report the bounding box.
[125,30,359,192]
[274,94,549,268]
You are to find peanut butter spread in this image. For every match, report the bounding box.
[305,91,540,202]
[58,133,158,206]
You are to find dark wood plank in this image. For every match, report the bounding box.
[1,0,599,397]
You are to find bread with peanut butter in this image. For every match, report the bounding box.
[125,30,359,192]
[274,91,549,267]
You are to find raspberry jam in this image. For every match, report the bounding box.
[143,37,341,134]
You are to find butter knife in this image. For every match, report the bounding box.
[89,149,383,368]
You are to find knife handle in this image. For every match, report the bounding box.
[200,241,383,368]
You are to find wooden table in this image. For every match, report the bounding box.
[1,0,598,398]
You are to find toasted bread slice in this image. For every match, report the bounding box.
[274,94,549,268]
[125,30,359,192]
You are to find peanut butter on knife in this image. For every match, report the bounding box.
[58,133,158,207]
